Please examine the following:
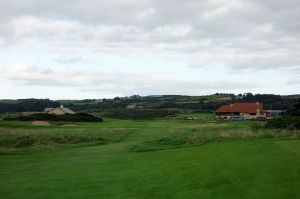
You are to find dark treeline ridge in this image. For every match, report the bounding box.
[4,113,103,122]
[0,99,60,113]
[100,109,183,120]
[0,93,299,113]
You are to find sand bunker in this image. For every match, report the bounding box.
[31,121,51,126]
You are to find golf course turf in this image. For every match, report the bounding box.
[0,117,299,199]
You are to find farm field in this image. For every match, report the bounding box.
[0,115,300,199]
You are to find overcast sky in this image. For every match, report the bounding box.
[0,0,299,99]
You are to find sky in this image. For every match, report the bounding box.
[0,0,299,99]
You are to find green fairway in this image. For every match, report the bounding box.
[0,117,300,199]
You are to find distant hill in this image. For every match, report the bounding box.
[0,93,299,114]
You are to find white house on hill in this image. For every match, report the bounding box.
[126,104,143,109]
[45,105,76,115]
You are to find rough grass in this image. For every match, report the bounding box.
[131,125,300,152]
[2,119,300,153]
[0,127,135,152]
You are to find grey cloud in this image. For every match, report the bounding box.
[1,64,261,96]
[81,77,260,96]
[229,55,300,71]
[2,0,299,35]
[55,56,88,64]
[1,64,143,87]
[0,0,299,73]
[287,78,300,85]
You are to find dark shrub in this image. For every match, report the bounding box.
[266,117,300,129]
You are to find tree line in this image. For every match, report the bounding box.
[0,94,299,113]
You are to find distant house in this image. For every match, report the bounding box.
[126,104,143,109]
[47,105,76,115]
[44,108,54,113]
[216,102,266,120]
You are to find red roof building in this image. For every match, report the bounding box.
[216,102,266,120]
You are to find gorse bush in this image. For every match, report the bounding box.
[266,117,300,130]
[265,99,300,130]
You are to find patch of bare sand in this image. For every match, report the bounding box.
[31,121,51,126]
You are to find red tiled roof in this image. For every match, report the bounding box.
[216,102,265,114]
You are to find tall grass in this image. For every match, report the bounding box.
[0,127,135,151]
[131,125,300,152]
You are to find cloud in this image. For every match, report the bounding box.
[2,7,298,72]
[1,0,299,42]
[154,25,192,38]
[229,54,300,71]
[1,64,260,96]
[1,64,135,86]
[287,76,300,85]
[0,0,299,97]
[0,1,299,50]
[55,56,88,64]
